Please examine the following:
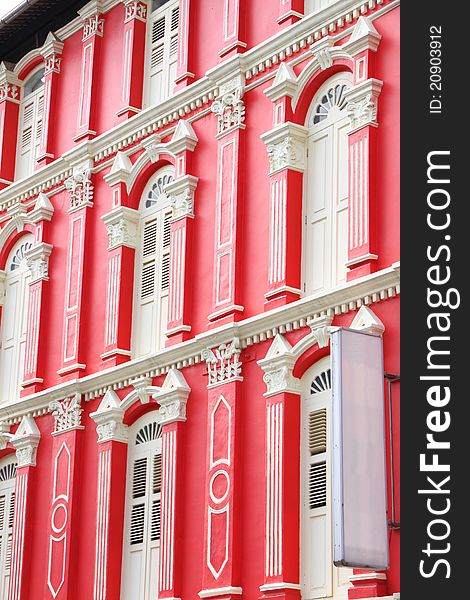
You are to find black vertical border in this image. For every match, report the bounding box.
[401,1,467,597]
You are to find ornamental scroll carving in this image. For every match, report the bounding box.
[347,93,378,130]
[123,0,147,22]
[211,88,245,136]
[202,339,242,387]
[83,15,104,41]
[49,394,84,433]
[65,163,94,211]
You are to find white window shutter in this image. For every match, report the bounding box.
[121,420,162,600]
[16,89,44,180]
[147,0,179,106]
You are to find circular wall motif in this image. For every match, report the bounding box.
[209,469,230,504]
[51,503,68,534]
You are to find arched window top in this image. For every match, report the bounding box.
[307,72,352,129]
[0,461,17,483]
[24,66,45,98]
[135,421,162,445]
[140,166,174,213]
[7,236,33,273]
[310,369,332,395]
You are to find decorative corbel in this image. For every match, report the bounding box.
[153,368,190,425]
[258,334,300,397]
[307,314,334,348]
[310,37,335,71]
[10,415,41,467]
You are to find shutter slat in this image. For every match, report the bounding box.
[151,45,165,70]
[130,504,145,545]
[150,499,161,541]
[309,408,327,455]
[309,462,327,509]
[8,493,14,528]
[132,457,148,499]
[153,454,162,494]
[142,220,158,257]
[170,6,179,30]
[161,254,170,291]
[0,496,5,531]
[141,261,156,299]
[152,16,166,43]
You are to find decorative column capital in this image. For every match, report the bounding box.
[0,61,21,103]
[90,389,128,443]
[264,62,298,102]
[122,0,148,23]
[211,76,246,138]
[41,32,64,74]
[345,78,383,132]
[79,1,105,41]
[261,122,308,175]
[343,16,382,56]
[153,368,190,425]
[165,174,198,221]
[102,205,139,249]
[307,314,334,348]
[202,339,243,388]
[0,421,12,449]
[49,393,84,435]
[65,161,94,212]
[11,415,41,467]
[258,334,300,397]
[25,242,53,283]
[166,119,199,154]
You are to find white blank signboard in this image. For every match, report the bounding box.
[331,328,389,570]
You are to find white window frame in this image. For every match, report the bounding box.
[0,235,34,405]
[304,0,340,16]
[300,357,351,600]
[0,456,17,598]
[302,72,352,296]
[143,0,179,108]
[121,411,163,600]
[15,66,45,181]
[131,166,174,358]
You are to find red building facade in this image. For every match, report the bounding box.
[0,1,400,600]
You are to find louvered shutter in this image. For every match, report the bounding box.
[121,420,162,600]
[16,87,44,180]
[147,0,179,106]
[0,476,16,600]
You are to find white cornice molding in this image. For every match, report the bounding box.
[0,264,400,424]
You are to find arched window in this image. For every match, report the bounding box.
[302,73,352,295]
[145,0,179,108]
[304,0,338,15]
[300,358,351,600]
[132,166,174,358]
[15,66,45,180]
[0,456,17,597]
[0,235,33,404]
[121,412,162,600]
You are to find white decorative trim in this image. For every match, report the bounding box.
[166,119,198,155]
[307,314,334,348]
[198,587,242,598]
[0,270,6,307]
[259,583,301,592]
[345,78,383,131]
[65,162,94,212]
[310,37,335,70]
[122,0,148,23]
[350,305,385,336]
[342,16,382,55]
[119,376,161,410]
[258,334,300,397]
[90,389,128,443]
[202,340,242,388]
[152,369,190,425]
[349,572,387,582]
[0,265,400,423]
[25,242,53,283]
[264,62,298,101]
[103,151,132,187]
[101,206,139,249]
[211,86,246,138]
[0,62,21,103]
[30,193,54,223]
[165,175,198,221]
[261,122,308,175]
[10,415,41,467]
[42,32,64,74]
[49,394,84,434]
